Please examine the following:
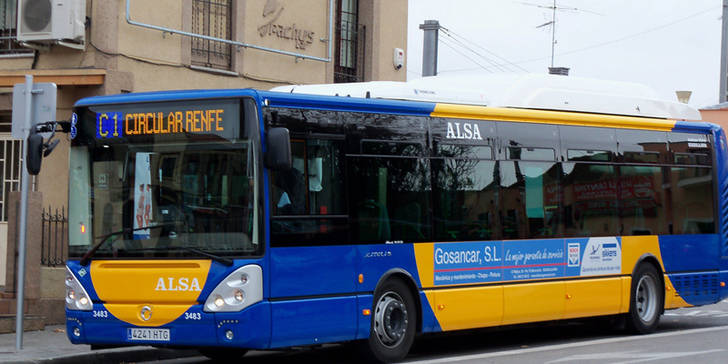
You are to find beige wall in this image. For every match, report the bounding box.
[700,109,728,132]
[360,0,407,82]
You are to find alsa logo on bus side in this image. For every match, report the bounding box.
[154,277,202,292]
[446,122,483,140]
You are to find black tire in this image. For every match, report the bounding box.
[198,348,247,362]
[626,263,663,334]
[366,279,417,363]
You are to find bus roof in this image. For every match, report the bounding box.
[73,80,716,134]
[271,74,702,121]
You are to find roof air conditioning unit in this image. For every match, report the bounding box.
[17,0,85,46]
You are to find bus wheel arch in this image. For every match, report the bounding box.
[632,254,665,311]
[373,269,422,333]
[365,270,420,362]
[627,256,665,334]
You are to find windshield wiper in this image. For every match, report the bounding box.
[79,224,172,266]
[113,246,234,267]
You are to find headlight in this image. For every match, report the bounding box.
[204,265,262,312]
[65,266,92,311]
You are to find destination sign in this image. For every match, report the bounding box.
[93,99,239,140]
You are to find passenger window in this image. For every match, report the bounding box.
[270,139,347,246]
[498,122,559,161]
[348,156,431,242]
[567,149,611,162]
[560,126,616,162]
[433,159,498,241]
[507,147,555,161]
[667,167,714,234]
[362,140,423,156]
[436,144,492,159]
[618,130,668,164]
[618,166,668,235]
[670,132,712,166]
[561,163,619,237]
[499,161,561,239]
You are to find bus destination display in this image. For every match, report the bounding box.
[93,100,239,140]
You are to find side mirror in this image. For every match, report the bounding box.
[26,129,43,175]
[265,127,291,171]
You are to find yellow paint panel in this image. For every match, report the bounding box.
[620,236,665,275]
[432,104,677,131]
[91,260,211,327]
[414,243,435,288]
[432,286,503,331]
[502,281,565,325]
[564,278,622,319]
[620,277,632,313]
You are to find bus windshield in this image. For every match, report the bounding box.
[68,99,260,259]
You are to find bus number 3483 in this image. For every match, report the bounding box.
[184,312,201,320]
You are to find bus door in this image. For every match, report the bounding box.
[268,137,357,347]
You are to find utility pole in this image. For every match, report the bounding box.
[720,0,728,102]
[420,20,440,77]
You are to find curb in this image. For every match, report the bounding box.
[37,347,199,364]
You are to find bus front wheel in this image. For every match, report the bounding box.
[366,278,416,363]
[626,263,663,334]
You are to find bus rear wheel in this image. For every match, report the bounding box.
[626,263,663,334]
[366,279,416,363]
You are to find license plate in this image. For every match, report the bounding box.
[127,328,170,342]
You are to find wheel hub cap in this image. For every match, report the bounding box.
[374,293,408,347]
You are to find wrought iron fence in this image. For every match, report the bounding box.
[41,206,67,267]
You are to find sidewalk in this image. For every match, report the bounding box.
[0,325,196,363]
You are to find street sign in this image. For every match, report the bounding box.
[11,82,56,139]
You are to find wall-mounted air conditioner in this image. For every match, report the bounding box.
[17,0,85,44]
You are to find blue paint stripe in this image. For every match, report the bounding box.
[256,91,436,116]
[75,89,261,107]
[672,120,717,133]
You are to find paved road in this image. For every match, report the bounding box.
[146,299,728,363]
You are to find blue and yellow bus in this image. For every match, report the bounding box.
[63,77,728,362]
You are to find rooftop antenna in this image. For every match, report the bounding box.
[521,1,602,69]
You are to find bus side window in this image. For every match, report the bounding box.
[270,138,347,246]
[668,166,714,234]
[618,165,669,236]
[271,141,306,215]
[348,156,431,243]
[499,161,561,239]
[432,146,497,241]
[561,163,619,237]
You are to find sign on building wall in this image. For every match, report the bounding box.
[257,0,316,50]
[252,0,325,54]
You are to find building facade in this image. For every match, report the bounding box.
[0,0,407,290]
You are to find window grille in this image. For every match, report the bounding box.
[0,0,31,56]
[191,0,233,70]
[335,0,364,83]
